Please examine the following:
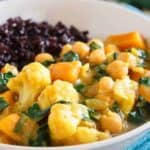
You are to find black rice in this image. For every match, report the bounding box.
[0,17,89,69]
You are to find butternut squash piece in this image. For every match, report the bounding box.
[0,91,16,105]
[105,32,146,50]
[50,61,81,83]
[0,114,22,143]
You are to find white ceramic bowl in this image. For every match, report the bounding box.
[0,0,150,150]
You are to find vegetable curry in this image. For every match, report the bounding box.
[0,31,150,146]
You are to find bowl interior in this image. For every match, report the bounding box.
[0,0,149,38]
[0,0,150,149]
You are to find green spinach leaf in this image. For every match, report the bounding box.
[29,124,50,146]
[89,41,101,51]
[74,83,85,93]
[94,63,108,79]
[0,72,15,93]
[0,97,9,111]
[42,60,55,67]
[139,77,150,86]
[111,102,120,113]
[63,51,79,62]
[88,108,101,121]
[26,103,50,121]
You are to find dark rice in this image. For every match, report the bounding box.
[0,17,89,69]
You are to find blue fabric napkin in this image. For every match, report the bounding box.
[126,131,150,150]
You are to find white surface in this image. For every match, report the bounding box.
[0,0,150,150]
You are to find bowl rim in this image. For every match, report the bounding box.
[1,121,150,150]
[0,0,150,149]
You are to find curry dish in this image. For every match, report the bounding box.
[0,31,149,146]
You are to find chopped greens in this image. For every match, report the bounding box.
[74,83,85,93]
[88,109,101,121]
[139,77,150,86]
[26,103,50,121]
[0,72,15,93]
[128,96,150,124]
[14,114,29,134]
[81,108,100,121]
[42,60,55,67]
[113,52,118,60]
[89,41,101,50]
[53,100,71,105]
[128,109,145,124]
[63,51,79,62]
[0,97,9,111]
[137,49,147,59]
[27,101,71,121]
[29,124,50,146]
[94,63,108,79]
[111,102,120,113]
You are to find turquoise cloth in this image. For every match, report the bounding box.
[126,131,150,150]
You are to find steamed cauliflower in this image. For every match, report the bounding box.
[48,103,110,145]
[38,80,79,110]
[7,62,51,111]
[48,104,81,141]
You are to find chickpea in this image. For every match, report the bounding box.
[61,44,72,56]
[34,53,54,63]
[139,85,150,102]
[100,110,123,133]
[84,83,99,97]
[72,42,90,59]
[98,76,114,93]
[107,60,128,79]
[118,52,137,68]
[1,64,18,75]
[88,39,104,50]
[105,44,119,54]
[89,50,106,65]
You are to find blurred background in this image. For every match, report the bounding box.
[104,0,150,15]
[104,0,150,9]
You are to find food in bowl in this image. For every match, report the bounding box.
[0,17,149,147]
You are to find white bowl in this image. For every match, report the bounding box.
[0,0,150,150]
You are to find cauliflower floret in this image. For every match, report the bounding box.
[48,103,110,145]
[48,103,90,141]
[48,104,80,141]
[7,62,51,111]
[113,76,138,114]
[38,80,79,110]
